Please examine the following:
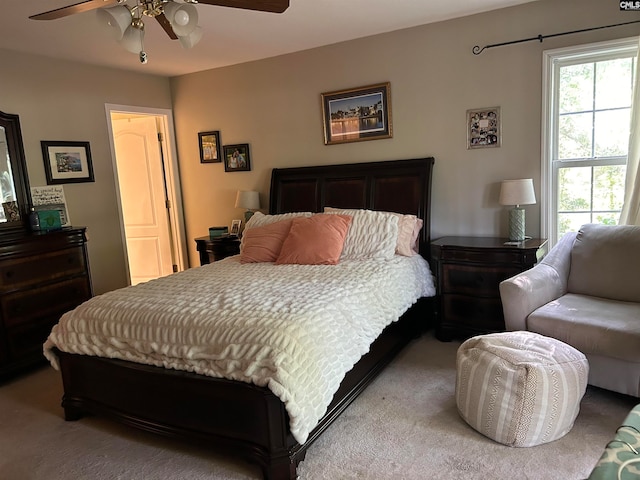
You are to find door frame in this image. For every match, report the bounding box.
[105,104,188,284]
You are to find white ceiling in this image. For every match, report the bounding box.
[1,0,539,77]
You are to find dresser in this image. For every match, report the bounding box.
[430,236,547,341]
[195,235,241,265]
[0,227,92,378]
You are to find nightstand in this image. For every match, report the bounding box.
[430,236,547,341]
[195,235,240,265]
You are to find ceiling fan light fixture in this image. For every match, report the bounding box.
[120,21,145,54]
[164,1,199,37]
[96,5,132,41]
[178,25,203,49]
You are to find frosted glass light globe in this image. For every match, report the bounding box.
[174,10,189,26]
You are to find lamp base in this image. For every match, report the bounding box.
[244,210,255,224]
[508,207,526,241]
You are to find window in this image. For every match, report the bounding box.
[542,38,638,245]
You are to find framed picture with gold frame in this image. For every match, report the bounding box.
[321,82,392,145]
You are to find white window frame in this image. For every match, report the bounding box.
[541,37,638,246]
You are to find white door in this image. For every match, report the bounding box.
[112,116,175,285]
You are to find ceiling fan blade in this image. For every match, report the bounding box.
[155,14,179,40]
[197,0,289,14]
[30,0,120,20]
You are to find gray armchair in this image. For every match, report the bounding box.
[499,223,640,397]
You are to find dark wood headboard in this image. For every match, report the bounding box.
[269,158,435,250]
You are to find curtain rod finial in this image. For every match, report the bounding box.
[472,45,484,55]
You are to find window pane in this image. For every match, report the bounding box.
[558,112,592,159]
[594,109,631,157]
[558,166,591,211]
[558,212,591,236]
[559,63,594,114]
[595,58,633,110]
[593,165,626,211]
[594,212,621,225]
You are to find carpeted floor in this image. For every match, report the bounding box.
[1,332,636,480]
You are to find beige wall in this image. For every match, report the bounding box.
[1,0,638,293]
[0,49,172,294]
[171,0,639,266]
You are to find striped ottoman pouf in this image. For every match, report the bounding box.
[455,331,589,447]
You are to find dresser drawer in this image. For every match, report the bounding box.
[2,276,91,328]
[0,246,87,291]
[441,264,520,296]
[5,316,59,361]
[441,294,505,331]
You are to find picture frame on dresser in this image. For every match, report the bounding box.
[41,141,95,184]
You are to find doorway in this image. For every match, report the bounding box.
[105,104,188,286]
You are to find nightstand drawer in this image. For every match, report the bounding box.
[441,294,505,331]
[442,264,519,296]
[439,249,527,266]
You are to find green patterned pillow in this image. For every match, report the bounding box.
[588,404,640,480]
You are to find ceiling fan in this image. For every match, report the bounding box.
[30,0,290,63]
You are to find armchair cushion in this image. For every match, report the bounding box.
[528,293,640,363]
[568,223,640,303]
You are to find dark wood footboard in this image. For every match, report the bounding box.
[55,297,432,480]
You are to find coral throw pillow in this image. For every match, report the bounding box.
[240,219,293,263]
[276,214,352,265]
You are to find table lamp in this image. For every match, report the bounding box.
[499,179,536,241]
[235,190,260,223]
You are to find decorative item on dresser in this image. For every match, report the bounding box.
[430,236,547,341]
[0,227,92,379]
[195,235,241,265]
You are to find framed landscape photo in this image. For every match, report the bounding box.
[41,141,94,184]
[198,131,222,163]
[321,82,392,145]
[467,107,501,149]
[223,144,251,172]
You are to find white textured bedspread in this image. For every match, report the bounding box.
[44,254,434,444]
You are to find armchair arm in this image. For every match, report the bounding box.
[499,232,577,331]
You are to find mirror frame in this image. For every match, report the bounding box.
[0,110,32,235]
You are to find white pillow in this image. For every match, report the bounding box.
[241,211,312,251]
[325,207,421,256]
[323,208,398,260]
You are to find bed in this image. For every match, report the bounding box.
[45,157,435,480]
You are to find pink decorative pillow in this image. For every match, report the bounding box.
[396,215,423,256]
[240,219,293,263]
[276,214,352,265]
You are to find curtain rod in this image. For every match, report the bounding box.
[472,19,640,55]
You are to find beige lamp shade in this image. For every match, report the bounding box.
[499,179,536,207]
[235,190,260,223]
[499,179,536,242]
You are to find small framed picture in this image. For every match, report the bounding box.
[198,131,222,163]
[467,107,501,149]
[230,219,242,236]
[41,141,95,184]
[223,144,251,172]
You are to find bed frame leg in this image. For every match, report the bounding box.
[61,396,85,421]
[262,453,304,480]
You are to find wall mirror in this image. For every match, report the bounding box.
[0,110,31,234]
